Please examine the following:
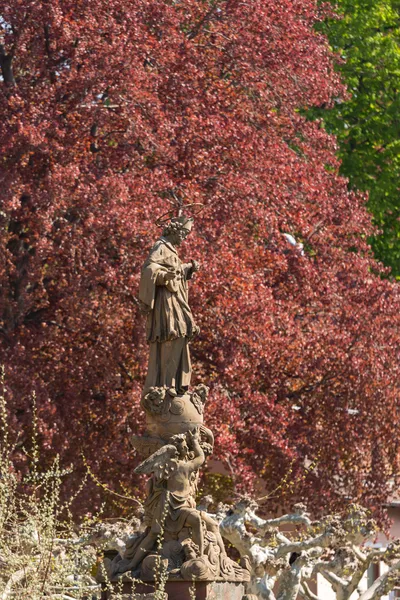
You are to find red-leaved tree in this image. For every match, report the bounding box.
[1,0,400,520]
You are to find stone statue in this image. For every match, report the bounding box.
[139,215,200,396]
[100,214,249,593]
[110,427,231,576]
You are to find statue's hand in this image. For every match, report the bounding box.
[188,426,200,441]
[164,269,177,281]
[191,260,200,272]
[163,269,180,293]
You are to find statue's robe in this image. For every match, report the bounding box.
[143,476,198,535]
[139,237,197,393]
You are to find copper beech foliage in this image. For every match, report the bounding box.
[1,0,400,519]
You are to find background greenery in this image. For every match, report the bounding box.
[313,0,400,276]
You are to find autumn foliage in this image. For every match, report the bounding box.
[1,0,400,519]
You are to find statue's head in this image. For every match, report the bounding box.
[170,433,189,459]
[162,215,194,246]
[182,539,199,560]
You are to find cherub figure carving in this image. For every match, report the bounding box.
[111,428,226,577]
[141,386,168,415]
[189,384,209,415]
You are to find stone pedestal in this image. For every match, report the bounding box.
[145,392,204,439]
[101,580,246,600]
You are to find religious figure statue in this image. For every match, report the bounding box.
[139,215,200,396]
[99,212,250,591]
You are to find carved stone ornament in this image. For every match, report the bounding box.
[101,216,249,588]
[189,383,209,415]
[141,386,168,415]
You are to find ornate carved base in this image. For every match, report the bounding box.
[143,388,207,439]
[100,579,246,600]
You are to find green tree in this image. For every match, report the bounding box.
[314,0,400,276]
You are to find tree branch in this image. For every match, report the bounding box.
[276,531,331,558]
[299,581,323,600]
[345,547,384,598]
[275,557,305,600]
[1,567,33,600]
[261,511,311,529]
[0,45,16,86]
[316,567,348,589]
[357,558,400,600]
[44,24,56,83]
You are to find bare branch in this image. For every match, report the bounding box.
[276,556,306,600]
[1,567,32,600]
[299,581,323,600]
[44,24,56,83]
[316,567,348,589]
[262,510,311,529]
[276,532,331,558]
[0,45,15,85]
[352,544,368,563]
[358,559,400,600]
[345,547,384,598]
